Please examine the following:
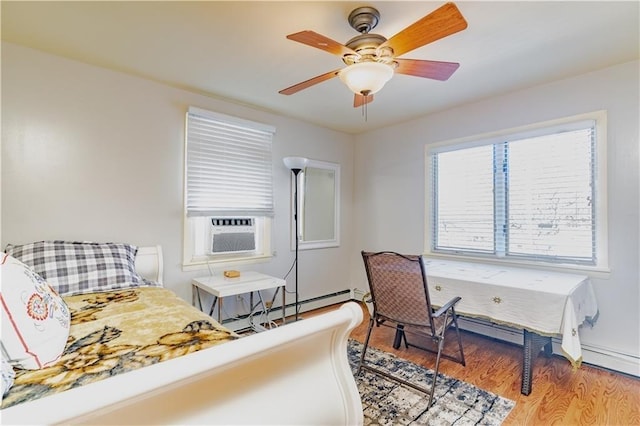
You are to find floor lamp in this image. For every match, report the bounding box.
[283,156,308,322]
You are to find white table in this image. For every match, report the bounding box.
[192,272,286,327]
[421,258,598,395]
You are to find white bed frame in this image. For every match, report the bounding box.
[2,246,364,425]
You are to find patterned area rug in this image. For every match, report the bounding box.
[348,340,515,425]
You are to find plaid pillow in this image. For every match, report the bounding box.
[4,241,152,296]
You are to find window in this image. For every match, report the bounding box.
[183,106,275,268]
[427,112,607,268]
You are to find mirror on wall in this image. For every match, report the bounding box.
[291,159,340,250]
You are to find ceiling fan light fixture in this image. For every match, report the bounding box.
[338,62,394,95]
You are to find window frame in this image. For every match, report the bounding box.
[182,107,276,270]
[424,110,609,273]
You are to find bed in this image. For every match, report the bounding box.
[1,242,364,425]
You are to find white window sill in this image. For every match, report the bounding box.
[182,253,273,272]
[423,252,611,280]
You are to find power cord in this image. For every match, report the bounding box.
[282,257,296,294]
[247,295,278,332]
[281,257,303,318]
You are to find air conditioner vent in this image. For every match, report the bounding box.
[210,217,256,254]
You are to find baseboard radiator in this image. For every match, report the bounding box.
[351,287,639,378]
[457,316,639,377]
[222,289,351,332]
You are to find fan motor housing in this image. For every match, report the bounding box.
[346,33,387,51]
[344,7,394,66]
[348,6,380,33]
[343,33,393,66]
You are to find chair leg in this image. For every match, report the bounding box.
[357,317,375,375]
[393,325,403,349]
[451,313,466,366]
[427,336,445,408]
[393,324,409,349]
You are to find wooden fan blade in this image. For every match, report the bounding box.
[354,93,374,108]
[279,69,341,95]
[380,2,467,58]
[394,58,460,81]
[286,31,356,57]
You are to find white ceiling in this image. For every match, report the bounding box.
[2,1,638,134]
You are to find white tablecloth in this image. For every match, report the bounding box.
[423,258,598,367]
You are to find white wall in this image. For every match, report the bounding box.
[353,60,640,375]
[1,42,355,312]
[3,40,638,375]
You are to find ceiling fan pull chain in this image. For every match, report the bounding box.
[361,90,370,121]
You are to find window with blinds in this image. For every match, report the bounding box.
[183,106,275,265]
[185,106,275,217]
[430,118,599,266]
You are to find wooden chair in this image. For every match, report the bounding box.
[358,251,466,409]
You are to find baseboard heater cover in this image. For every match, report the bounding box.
[223,290,351,332]
[457,316,640,378]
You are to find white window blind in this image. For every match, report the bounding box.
[434,145,495,253]
[185,107,275,217]
[507,128,594,261]
[431,120,596,265]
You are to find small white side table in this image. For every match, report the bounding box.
[192,272,286,326]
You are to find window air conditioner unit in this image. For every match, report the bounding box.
[210,218,256,254]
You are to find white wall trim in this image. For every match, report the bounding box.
[423,110,609,274]
[457,317,640,377]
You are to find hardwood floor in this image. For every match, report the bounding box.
[305,303,640,426]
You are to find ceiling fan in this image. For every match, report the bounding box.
[279,2,468,108]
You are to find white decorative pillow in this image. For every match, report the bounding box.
[0,253,70,370]
[5,241,157,296]
[1,354,15,398]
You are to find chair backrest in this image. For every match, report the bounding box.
[361,251,435,330]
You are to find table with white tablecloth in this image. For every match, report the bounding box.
[421,258,598,395]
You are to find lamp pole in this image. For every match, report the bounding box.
[283,156,308,322]
[292,167,301,322]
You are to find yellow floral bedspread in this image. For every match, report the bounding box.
[2,287,238,409]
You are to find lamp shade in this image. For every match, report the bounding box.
[283,156,309,171]
[338,62,394,95]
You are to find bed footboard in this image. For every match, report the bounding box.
[2,302,364,425]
